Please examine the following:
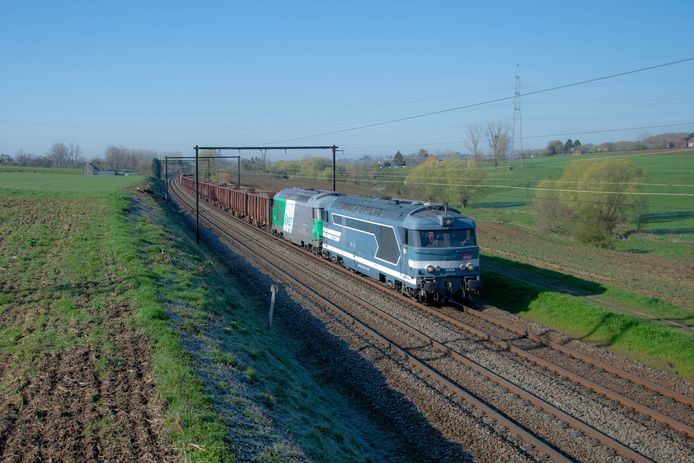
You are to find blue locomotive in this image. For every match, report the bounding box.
[272,188,481,303]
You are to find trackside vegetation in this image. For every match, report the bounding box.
[112,195,235,462]
[137,188,415,462]
[534,159,646,246]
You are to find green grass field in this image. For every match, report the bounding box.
[325,152,694,378]
[0,168,234,461]
[467,150,694,231]
[0,167,143,198]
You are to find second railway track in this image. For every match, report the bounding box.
[168,178,694,462]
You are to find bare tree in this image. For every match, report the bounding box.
[414,149,429,165]
[485,122,510,168]
[14,150,32,166]
[105,146,125,170]
[69,143,81,167]
[50,142,69,168]
[105,146,157,172]
[464,125,483,162]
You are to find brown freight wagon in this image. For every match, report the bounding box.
[207,183,217,203]
[177,174,275,228]
[200,181,211,201]
[230,188,251,217]
[180,174,195,192]
[196,180,206,199]
[217,184,234,211]
[247,190,275,227]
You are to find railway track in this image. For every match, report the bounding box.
[168,178,693,462]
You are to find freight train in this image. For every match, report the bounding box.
[177,174,482,303]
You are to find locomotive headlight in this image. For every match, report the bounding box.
[459,263,465,271]
[435,265,441,272]
[466,262,474,271]
[426,265,434,273]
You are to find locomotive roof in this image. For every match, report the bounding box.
[275,187,343,207]
[327,195,476,229]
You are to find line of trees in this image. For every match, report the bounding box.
[545,138,582,156]
[382,120,511,170]
[1,142,85,168]
[1,143,179,174]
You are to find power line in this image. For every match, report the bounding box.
[240,169,693,187]
[262,57,694,145]
[332,121,694,152]
[238,171,694,197]
[524,122,694,140]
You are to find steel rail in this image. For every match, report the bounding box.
[172,176,692,436]
[169,178,657,462]
[457,303,694,408]
[335,251,693,412]
[168,179,574,462]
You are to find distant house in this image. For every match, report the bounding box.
[83,163,131,176]
[83,163,116,175]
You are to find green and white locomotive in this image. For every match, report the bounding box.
[271,188,341,251]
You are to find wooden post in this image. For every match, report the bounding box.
[268,283,277,329]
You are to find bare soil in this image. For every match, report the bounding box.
[0,303,173,463]
[0,197,174,462]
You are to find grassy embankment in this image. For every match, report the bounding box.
[250,153,694,379]
[0,168,412,462]
[482,269,694,380]
[464,152,693,380]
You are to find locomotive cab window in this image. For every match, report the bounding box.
[450,229,476,247]
[408,229,477,248]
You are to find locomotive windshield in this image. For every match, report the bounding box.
[408,229,476,248]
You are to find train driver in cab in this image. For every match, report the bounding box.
[426,230,444,247]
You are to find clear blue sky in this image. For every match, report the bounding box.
[1,0,692,160]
